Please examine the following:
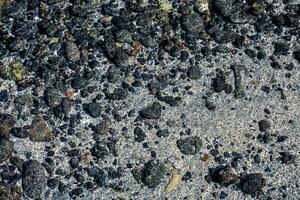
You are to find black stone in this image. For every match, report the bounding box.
[156,129,169,138]
[177,136,202,155]
[258,119,271,132]
[187,66,202,80]
[91,143,109,159]
[139,102,162,119]
[88,167,106,187]
[274,42,289,55]
[240,173,266,195]
[134,127,146,142]
[0,139,14,163]
[44,88,62,108]
[279,152,296,164]
[141,160,166,188]
[85,102,102,118]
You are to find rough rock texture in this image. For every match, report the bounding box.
[0,0,299,199]
[22,160,47,199]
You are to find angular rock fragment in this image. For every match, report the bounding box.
[240,173,266,195]
[141,160,166,188]
[231,64,247,99]
[139,102,162,119]
[0,114,14,139]
[29,116,54,142]
[177,136,202,155]
[209,165,239,186]
[0,138,14,163]
[0,183,21,200]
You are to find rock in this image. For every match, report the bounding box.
[258,119,271,132]
[176,136,202,155]
[182,12,204,33]
[212,0,234,17]
[0,138,14,163]
[0,114,14,139]
[187,66,202,80]
[274,42,289,55]
[88,167,106,186]
[85,102,102,118]
[11,126,29,138]
[292,49,300,63]
[240,173,266,195]
[91,143,109,159]
[195,0,210,14]
[29,116,54,142]
[156,129,169,138]
[0,90,9,102]
[141,160,166,188]
[209,165,239,186]
[22,160,47,199]
[65,41,80,62]
[205,99,216,110]
[93,121,109,135]
[134,127,146,142]
[0,183,21,200]
[156,93,181,107]
[231,64,247,99]
[44,88,62,108]
[279,152,296,164]
[211,70,229,93]
[139,102,162,119]
[104,88,128,100]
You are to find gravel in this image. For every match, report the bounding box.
[0,0,299,199]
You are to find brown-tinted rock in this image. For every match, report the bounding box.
[29,116,54,142]
[0,138,14,163]
[0,114,14,139]
[0,184,21,200]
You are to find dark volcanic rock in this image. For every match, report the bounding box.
[0,139,14,163]
[104,88,128,100]
[187,66,202,80]
[88,167,106,187]
[85,102,102,118]
[139,102,162,119]
[258,119,271,132]
[177,136,202,155]
[22,160,47,199]
[0,183,21,200]
[240,173,266,195]
[212,0,234,17]
[91,143,109,159]
[134,127,146,142]
[182,12,204,33]
[209,165,239,186]
[44,88,63,108]
[0,114,15,139]
[279,152,296,164]
[141,160,166,188]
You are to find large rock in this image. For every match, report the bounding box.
[22,160,47,199]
